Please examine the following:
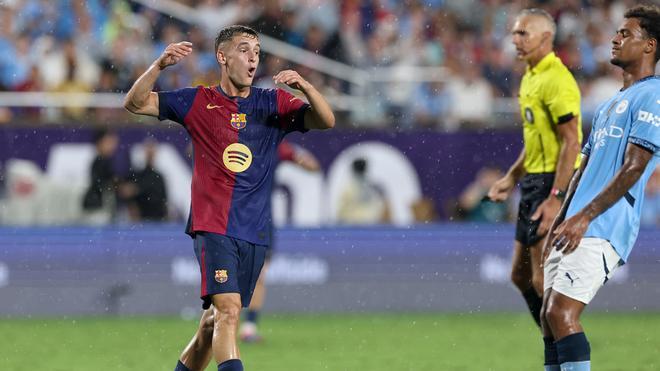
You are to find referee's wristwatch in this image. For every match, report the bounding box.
[550,187,566,199]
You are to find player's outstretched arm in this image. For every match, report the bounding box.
[488,148,526,202]
[273,70,335,130]
[551,143,653,255]
[552,116,582,192]
[124,41,193,117]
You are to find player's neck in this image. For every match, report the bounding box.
[621,61,656,89]
[219,79,251,98]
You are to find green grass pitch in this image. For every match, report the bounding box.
[1,313,659,370]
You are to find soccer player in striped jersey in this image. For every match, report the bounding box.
[124,25,334,371]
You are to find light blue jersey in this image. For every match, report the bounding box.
[566,76,660,262]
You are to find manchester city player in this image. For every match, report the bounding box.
[540,5,660,371]
[123,25,334,371]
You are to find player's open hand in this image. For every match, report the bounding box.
[531,196,561,237]
[157,41,193,70]
[550,211,589,256]
[273,70,311,92]
[487,175,515,202]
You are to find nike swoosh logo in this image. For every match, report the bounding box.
[206,103,224,109]
[289,97,300,102]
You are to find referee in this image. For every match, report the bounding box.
[488,8,582,329]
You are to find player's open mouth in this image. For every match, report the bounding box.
[247,67,256,77]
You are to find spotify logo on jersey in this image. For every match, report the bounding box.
[223,143,253,173]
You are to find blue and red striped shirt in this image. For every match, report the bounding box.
[158,85,309,245]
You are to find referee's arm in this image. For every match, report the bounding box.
[553,115,581,193]
[532,114,580,236]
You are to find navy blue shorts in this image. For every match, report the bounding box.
[193,232,267,309]
[515,173,554,247]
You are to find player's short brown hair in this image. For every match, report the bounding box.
[214,25,259,54]
[624,4,660,62]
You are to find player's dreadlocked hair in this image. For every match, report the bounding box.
[624,4,660,62]
[214,25,259,54]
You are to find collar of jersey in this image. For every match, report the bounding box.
[216,85,252,101]
[631,75,660,86]
[528,52,556,75]
[619,75,659,92]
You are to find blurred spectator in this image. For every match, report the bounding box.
[412,196,439,224]
[583,64,621,117]
[122,139,168,222]
[407,80,452,129]
[482,44,515,97]
[81,129,120,225]
[278,140,321,172]
[456,165,511,223]
[337,158,390,224]
[40,38,99,92]
[196,0,256,32]
[0,0,652,129]
[249,0,286,40]
[51,40,95,120]
[445,62,494,131]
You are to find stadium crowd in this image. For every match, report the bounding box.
[0,0,655,128]
[1,0,659,227]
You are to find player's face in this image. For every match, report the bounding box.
[219,34,260,88]
[511,16,545,62]
[610,18,649,68]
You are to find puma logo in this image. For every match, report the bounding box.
[565,272,579,286]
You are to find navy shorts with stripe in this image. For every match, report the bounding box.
[193,232,267,309]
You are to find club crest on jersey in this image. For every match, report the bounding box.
[524,107,534,124]
[230,113,247,130]
[222,143,253,173]
[615,100,629,114]
[215,269,228,283]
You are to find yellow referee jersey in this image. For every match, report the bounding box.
[519,52,582,173]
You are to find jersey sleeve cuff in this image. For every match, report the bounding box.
[296,104,311,133]
[157,92,168,121]
[556,112,575,125]
[628,136,658,154]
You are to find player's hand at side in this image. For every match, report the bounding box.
[550,211,589,256]
[157,41,193,70]
[487,175,515,202]
[531,196,561,237]
[273,70,311,92]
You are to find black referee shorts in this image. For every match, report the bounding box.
[515,173,555,247]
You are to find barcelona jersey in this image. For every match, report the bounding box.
[158,85,310,245]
